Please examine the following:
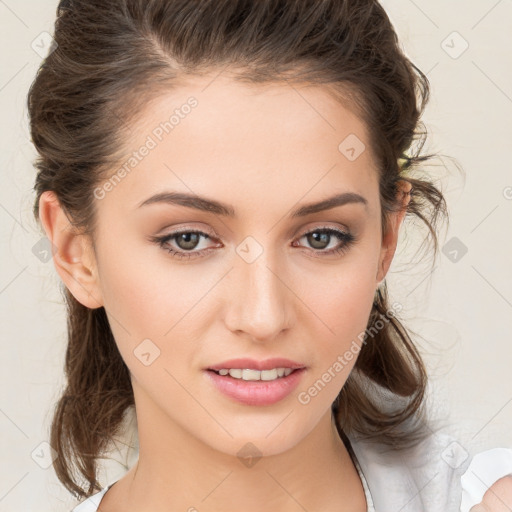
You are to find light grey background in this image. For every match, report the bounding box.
[1,0,511,510]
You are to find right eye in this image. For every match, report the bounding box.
[150,229,221,260]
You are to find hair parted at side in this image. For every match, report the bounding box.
[28,0,449,499]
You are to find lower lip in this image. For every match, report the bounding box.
[204,368,307,406]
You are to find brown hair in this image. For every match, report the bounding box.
[28,0,448,499]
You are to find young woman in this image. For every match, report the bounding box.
[28,0,511,510]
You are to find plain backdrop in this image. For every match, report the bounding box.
[1,0,511,510]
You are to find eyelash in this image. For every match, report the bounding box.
[150,226,357,261]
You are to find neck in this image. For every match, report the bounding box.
[104,388,366,512]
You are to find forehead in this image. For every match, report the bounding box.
[102,73,380,218]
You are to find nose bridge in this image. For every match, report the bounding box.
[225,243,290,339]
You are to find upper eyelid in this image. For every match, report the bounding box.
[161,224,350,239]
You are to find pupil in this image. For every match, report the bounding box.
[178,232,200,250]
[309,232,329,249]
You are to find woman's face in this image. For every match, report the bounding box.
[59,74,402,457]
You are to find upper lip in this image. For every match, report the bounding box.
[206,358,306,371]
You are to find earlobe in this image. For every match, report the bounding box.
[38,191,104,309]
[375,181,412,286]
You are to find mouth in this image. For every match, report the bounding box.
[207,367,303,382]
[204,367,307,406]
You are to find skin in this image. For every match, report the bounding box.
[470,476,512,512]
[39,72,411,511]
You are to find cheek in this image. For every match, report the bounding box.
[305,259,377,337]
[323,276,374,323]
[96,234,192,335]
[299,255,377,383]
[94,237,215,380]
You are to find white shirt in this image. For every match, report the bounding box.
[70,433,512,512]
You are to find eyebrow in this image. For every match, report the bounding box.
[136,190,368,218]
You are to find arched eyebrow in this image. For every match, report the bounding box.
[136,191,369,217]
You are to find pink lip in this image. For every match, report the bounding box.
[206,357,306,371]
[204,367,307,406]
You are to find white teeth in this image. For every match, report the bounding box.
[214,367,296,381]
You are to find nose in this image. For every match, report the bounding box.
[223,248,293,342]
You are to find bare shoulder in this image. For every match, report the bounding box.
[471,475,512,512]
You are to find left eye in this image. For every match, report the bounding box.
[294,228,353,252]
[150,227,356,260]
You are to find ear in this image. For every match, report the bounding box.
[38,191,104,309]
[375,180,412,286]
